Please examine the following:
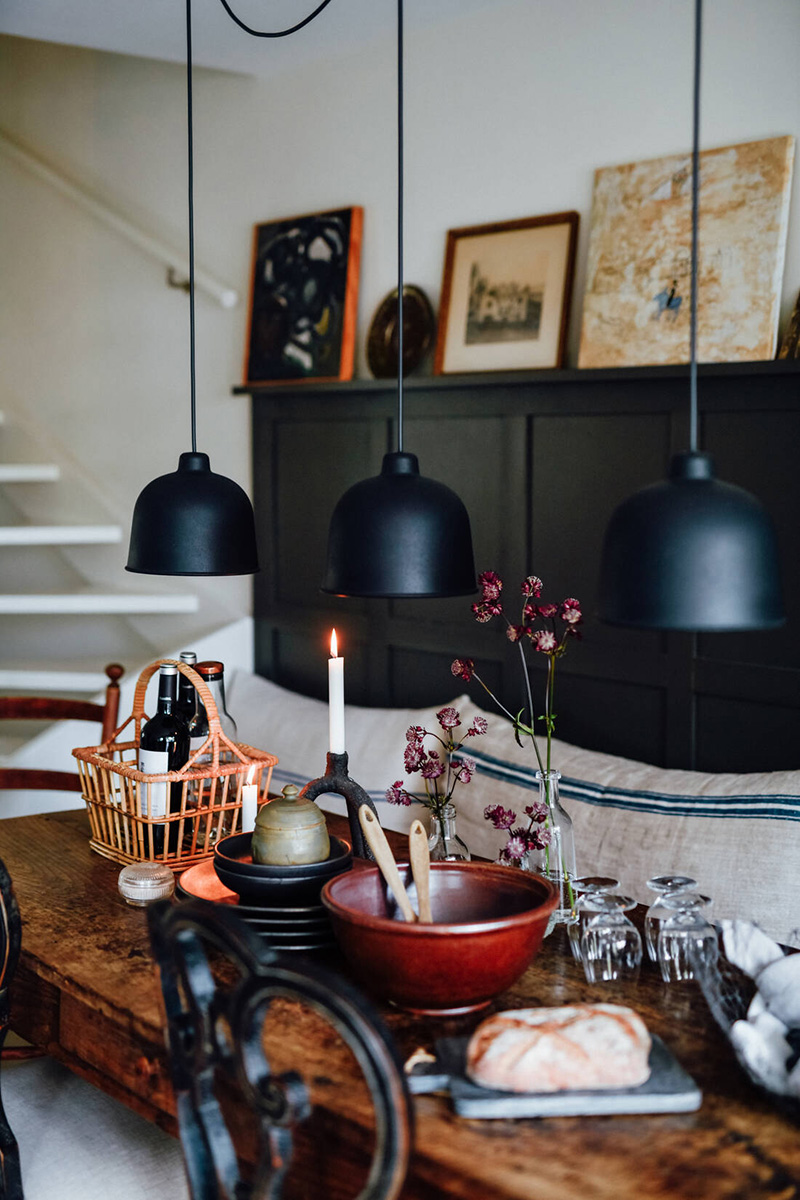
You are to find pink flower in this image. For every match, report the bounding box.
[436,706,460,731]
[531,629,558,653]
[405,725,425,744]
[506,624,528,643]
[466,716,488,737]
[484,804,516,830]
[472,602,498,623]
[385,781,412,806]
[560,598,582,625]
[524,801,548,825]
[521,576,543,598]
[478,570,503,602]
[456,756,477,784]
[523,601,538,623]
[404,743,425,773]
[421,752,445,780]
[451,658,474,681]
[537,603,558,619]
[504,835,527,861]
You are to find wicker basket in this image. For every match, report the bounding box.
[73,658,278,870]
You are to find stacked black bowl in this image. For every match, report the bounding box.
[208,831,353,952]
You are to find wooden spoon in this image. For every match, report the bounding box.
[408,819,433,923]
[358,805,417,923]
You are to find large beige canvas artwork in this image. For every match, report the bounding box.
[578,136,794,368]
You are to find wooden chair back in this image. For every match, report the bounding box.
[0,664,124,793]
[147,899,413,1200]
[0,856,23,1199]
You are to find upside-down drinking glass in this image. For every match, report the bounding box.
[656,892,718,982]
[568,876,621,961]
[579,894,642,983]
[644,874,697,961]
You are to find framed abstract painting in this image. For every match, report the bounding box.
[434,212,579,375]
[243,206,363,386]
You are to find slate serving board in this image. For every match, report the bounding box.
[408,1034,702,1118]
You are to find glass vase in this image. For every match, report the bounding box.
[428,804,470,862]
[524,770,576,930]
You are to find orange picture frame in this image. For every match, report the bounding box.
[243,206,363,386]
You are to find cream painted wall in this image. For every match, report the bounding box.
[1,0,800,630]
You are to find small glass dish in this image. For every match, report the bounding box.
[118,861,176,907]
[579,893,642,983]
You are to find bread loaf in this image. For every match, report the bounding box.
[466,1004,651,1093]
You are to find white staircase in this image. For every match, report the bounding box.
[0,405,199,696]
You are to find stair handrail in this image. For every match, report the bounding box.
[0,126,238,310]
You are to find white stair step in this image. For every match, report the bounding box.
[0,464,61,483]
[0,590,199,615]
[0,524,122,546]
[0,668,114,692]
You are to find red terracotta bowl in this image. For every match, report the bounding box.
[321,861,558,1016]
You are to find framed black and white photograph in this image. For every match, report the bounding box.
[243,206,363,386]
[434,211,578,375]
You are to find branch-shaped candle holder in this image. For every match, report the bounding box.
[297,753,379,861]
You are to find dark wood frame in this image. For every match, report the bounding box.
[434,211,578,376]
[239,359,800,775]
[243,205,363,387]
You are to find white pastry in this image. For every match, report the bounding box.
[466,1004,651,1093]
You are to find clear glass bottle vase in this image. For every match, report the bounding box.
[428,803,470,862]
[524,770,576,929]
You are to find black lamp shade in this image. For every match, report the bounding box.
[126,451,259,576]
[321,451,476,597]
[598,451,784,631]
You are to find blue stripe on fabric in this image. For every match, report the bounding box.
[460,748,800,822]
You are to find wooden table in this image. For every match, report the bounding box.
[2,808,799,1199]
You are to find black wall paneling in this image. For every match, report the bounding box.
[242,361,800,773]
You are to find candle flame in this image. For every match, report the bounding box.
[330,628,339,657]
[246,765,257,786]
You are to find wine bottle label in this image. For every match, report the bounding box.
[138,748,169,819]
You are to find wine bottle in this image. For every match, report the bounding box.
[195,661,237,759]
[138,663,190,856]
[176,650,208,754]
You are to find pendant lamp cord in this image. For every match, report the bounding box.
[217,0,334,38]
[397,0,404,452]
[689,0,702,454]
[183,0,335,456]
[186,0,197,454]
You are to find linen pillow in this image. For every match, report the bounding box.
[227,672,800,943]
[450,707,800,946]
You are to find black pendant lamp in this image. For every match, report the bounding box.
[127,0,258,577]
[597,0,783,631]
[321,0,476,598]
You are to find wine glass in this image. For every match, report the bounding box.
[644,874,697,961]
[579,894,642,983]
[656,892,717,982]
[568,876,620,961]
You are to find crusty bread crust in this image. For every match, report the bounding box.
[466,1004,651,1093]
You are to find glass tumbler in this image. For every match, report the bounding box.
[568,876,621,962]
[656,892,718,982]
[644,874,697,961]
[580,894,642,983]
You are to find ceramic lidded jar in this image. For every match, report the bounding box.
[251,784,331,866]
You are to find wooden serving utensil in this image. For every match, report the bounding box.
[358,805,417,923]
[408,819,432,923]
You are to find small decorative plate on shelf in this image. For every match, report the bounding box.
[407,1035,701,1118]
[367,285,435,378]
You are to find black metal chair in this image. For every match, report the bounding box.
[147,899,413,1200]
[0,857,23,1200]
